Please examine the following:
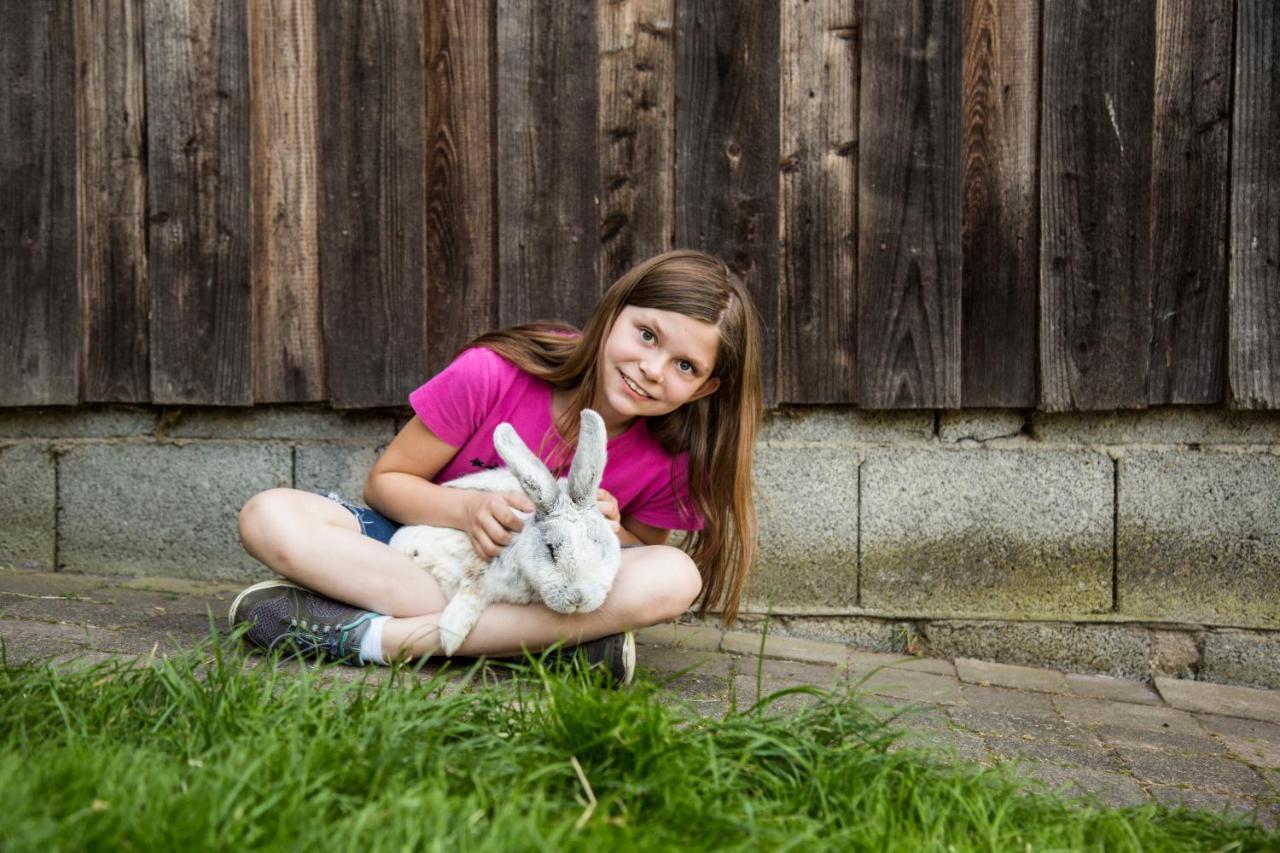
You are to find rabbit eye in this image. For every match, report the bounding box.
[546,542,557,560]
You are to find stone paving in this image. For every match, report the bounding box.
[2,568,1278,829]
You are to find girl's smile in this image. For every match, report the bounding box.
[619,368,655,400]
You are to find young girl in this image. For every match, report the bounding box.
[229,249,763,686]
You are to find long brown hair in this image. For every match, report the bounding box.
[455,249,764,626]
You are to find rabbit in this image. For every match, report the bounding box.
[387,408,622,656]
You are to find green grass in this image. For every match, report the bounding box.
[0,629,1275,852]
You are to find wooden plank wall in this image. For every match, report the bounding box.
[1040,0,1156,411]
[1,0,78,406]
[858,1,962,409]
[78,0,149,403]
[144,0,252,405]
[961,0,1038,408]
[1231,0,1280,409]
[248,0,324,403]
[2,0,1278,412]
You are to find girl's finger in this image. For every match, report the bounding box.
[497,504,524,533]
[506,492,536,513]
[480,514,510,546]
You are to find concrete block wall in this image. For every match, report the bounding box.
[1,404,1278,688]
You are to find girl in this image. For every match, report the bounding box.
[230,249,763,686]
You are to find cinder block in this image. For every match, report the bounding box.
[1151,629,1200,678]
[861,450,1113,617]
[923,620,1152,679]
[1118,452,1280,626]
[0,444,56,569]
[163,406,397,440]
[1201,630,1280,691]
[60,443,291,580]
[295,445,386,503]
[760,407,932,444]
[772,615,909,653]
[747,444,857,608]
[939,410,1027,443]
[1033,408,1280,446]
[0,406,155,438]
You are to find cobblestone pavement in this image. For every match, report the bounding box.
[2,568,1278,828]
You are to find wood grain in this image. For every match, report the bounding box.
[777,0,858,405]
[675,0,780,406]
[1040,0,1156,412]
[316,1,425,407]
[961,0,1038,408]
[144,0,252,405]
[424,0,497,376]
[857,1,962,409]
[496,2,599,328]
[1228,0,1280,409]
[249,0,325,402]
[1147,0,1232,405]
[597,0,675,291]
[77,0,149,404]
[0,0,78,405]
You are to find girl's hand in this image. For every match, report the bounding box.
[463,491,536,561]
[596,488,622,536]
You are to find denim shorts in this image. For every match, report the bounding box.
[316,490,402,545]
[317,490,645,549]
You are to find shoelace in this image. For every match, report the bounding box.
[267,617,357,663]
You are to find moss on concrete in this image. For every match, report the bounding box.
[861,532,1112,618]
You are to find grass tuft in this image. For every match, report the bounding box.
[0,628,1274,851]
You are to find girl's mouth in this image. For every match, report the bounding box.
[620,369,652,399]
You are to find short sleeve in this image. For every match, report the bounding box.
[407,347,514,447]
[626,453,706,532]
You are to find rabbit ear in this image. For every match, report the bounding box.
[566,409,607,508]
[493,422,559,512]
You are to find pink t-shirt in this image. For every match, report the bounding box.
[407,345,705,531]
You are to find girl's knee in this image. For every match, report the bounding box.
[239,488,356,544]
[237,488,291,547]
[635,545,702,624]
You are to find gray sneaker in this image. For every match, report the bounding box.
[228,580,378,665]
[539,631,636,688]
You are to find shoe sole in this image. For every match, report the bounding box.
[620,630,636,687]
[227,579,303,628]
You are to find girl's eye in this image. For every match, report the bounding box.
[640,327,695,375]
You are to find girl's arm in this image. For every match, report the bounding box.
[596,488,669,547]
[364,418,478,529]
[621,516,673,547]
[365,419,535,561]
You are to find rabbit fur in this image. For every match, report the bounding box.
[387,408,621,656]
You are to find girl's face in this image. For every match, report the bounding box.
[596,305,721,420]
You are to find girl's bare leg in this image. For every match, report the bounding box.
[379,545,703,660]
[236,487,450,616]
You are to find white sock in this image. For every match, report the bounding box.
[358,615,390,665]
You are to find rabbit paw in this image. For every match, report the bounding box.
[437,595,484,657]
[437,612,470,657]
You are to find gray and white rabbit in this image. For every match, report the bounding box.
[387,408,621,656]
